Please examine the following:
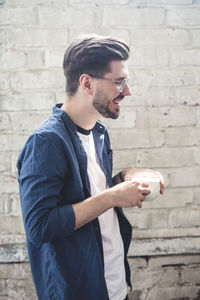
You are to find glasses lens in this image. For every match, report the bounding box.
[120,78,128,92]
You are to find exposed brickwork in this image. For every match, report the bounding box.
[0,0,200,298]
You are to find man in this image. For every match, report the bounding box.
[17,34,164,300]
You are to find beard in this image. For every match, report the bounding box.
[92,89,121,119]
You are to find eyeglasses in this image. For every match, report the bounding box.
[88,75,129,93]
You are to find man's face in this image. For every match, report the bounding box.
[92,60,131,119]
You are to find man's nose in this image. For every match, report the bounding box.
[122,83,132,96]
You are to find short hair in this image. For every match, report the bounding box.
[63,34,130,96]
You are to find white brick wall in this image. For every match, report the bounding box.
[1,1,200,298]
[0,0,199,241]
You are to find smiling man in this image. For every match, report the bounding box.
[17,34,164,300]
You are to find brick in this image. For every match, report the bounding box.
[68,27,131,48]
[0,48,46,70]
[175,87,200,106]
[149,254,200,268]
[26,49,46,69]
[190,29,200,47]
[165,127,200,146]
[136,147,197,168]
[11,152,20,176]
[129,47,168,67]
[6,28,68,47]
[0,194,20,215]
[142,188,193,209]
[0,195,11,215]
[125,86,200,108]
[150,0,193,4]
[0,49,27,70]
[132,227,200,239]
[150,209,168,229]
[103,108,136,129]
[132,69,199,87]
[0,263,31,280]
[170,49,200,66]
[6,7,39,26]
[155,267,180,287]
[167,8,200,26]
[0,72,9,90]
[0,112,10,130]
[45,48,65,68]
[148,286,199,299]
[103,7,165,26]
[124,208,151,229]
[135,107,197,128]
[0,264,37,299]
[131,264,180,289]
[0,133,29,151]
[171,167,200,187]
[169,208,200,228]
[0,216,24,234]
[0,30,5,46]
[10,194,21,216]
[0,280,6,296]
[10,70,65,90]
[181,266,200,283]
[131,28,189,47]
[92,28,131,46]
[128,257,147,269]
[55,90,66,103]
[38,6,96,28]
[130,267,159,289]
[0,8,5,25]
[0,175,19,194]
[117,88,148,107]
[5,0,67,5]
[197,108,200,127]
[123,87,179,107]
[109,128,164,149]
[125,208,168,229]
[193,188,200,205]
[0,111,50,131]
[69,0,129,4]
[7,284,37,300]
[0,233,26,244]
[113,150,137,169]
[0,152,10,173]
[0,92,55,111]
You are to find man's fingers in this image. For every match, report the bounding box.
[131,181,140,186]
[141,188,151,195]
[155,171,165,194]
[137,185,151,195]
[141,183,149,188]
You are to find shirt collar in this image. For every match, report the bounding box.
[53,103,107,135]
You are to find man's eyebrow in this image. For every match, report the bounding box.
[114,76,126,81]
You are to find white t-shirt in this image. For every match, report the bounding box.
[77,130,127,300]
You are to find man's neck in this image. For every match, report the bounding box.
[61,96,99,130]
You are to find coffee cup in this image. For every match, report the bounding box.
[131,176,160,201]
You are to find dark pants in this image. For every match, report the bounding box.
[124,296,129,300]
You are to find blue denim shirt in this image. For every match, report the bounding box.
[17,104,132,300]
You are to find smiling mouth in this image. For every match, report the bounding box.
[112,94,124,105]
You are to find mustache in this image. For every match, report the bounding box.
[113,94,124,101]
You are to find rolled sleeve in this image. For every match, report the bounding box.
[17,133,75,247]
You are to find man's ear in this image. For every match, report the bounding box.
[79,74,93,96]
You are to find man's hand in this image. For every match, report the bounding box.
[121,168,164,195]
[109,180,151,209]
